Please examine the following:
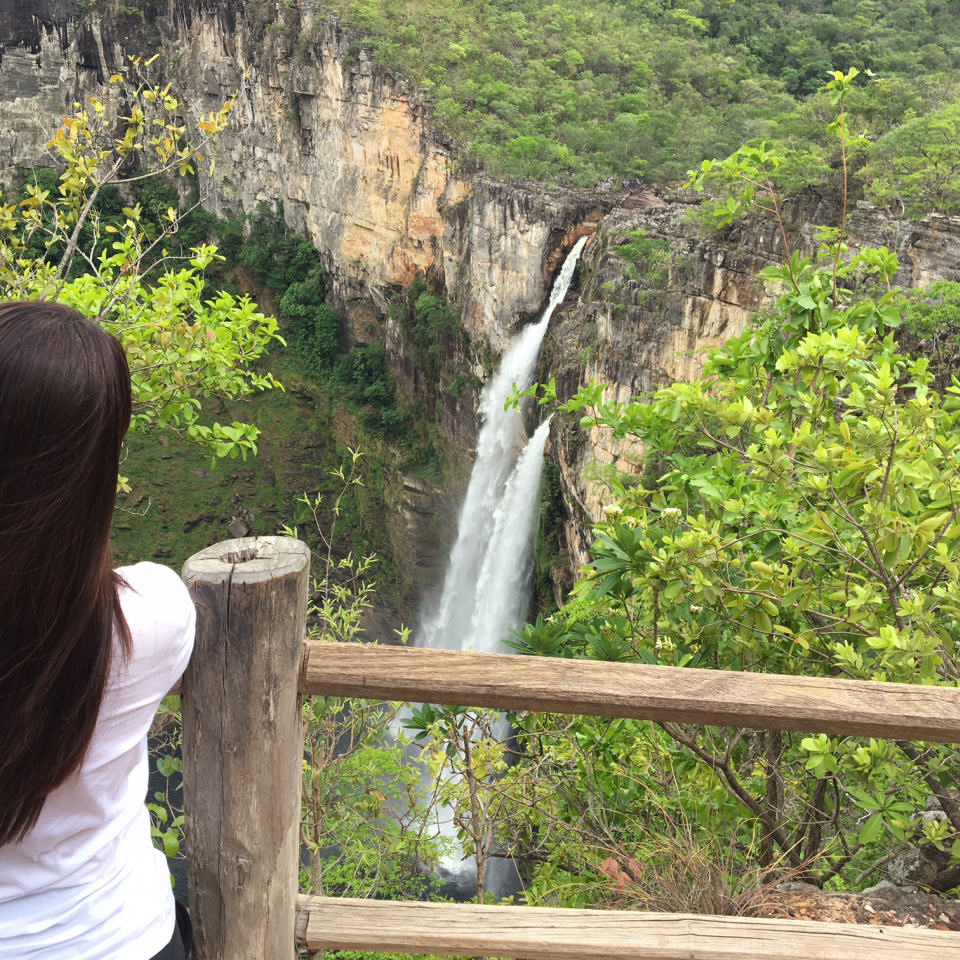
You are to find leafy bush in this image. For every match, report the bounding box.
[861,101,960,216]
[0,74,279,462]
[513,243,960,893]
[280,269,341,375]
[613,230,672,289]
[390,276,467,415]
[239,208,323,293]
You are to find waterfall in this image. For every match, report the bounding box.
[420,235,587,654]
[466,418,553,654]
[407,236,587,898]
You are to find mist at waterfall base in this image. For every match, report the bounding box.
[413,236,588,898]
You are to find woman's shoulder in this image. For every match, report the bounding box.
[115,561,195,662]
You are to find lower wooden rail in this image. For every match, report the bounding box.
[293,895,958,959]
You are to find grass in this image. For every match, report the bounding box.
[112,350,372,572]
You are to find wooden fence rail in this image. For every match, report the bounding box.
[292,895,960,959]
[300,640,960,742]
[179,537,960,960]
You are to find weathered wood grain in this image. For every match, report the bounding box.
[300,642,960,742]
[297,896,960,959]
[182,536,309,960]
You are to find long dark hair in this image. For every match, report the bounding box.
[0,301,132,845]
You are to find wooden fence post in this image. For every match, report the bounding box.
[181,536,310,960]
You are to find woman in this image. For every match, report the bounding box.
[0,301,195,959]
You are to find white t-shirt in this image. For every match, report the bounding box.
[0,562,196,960]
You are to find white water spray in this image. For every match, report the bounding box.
[466,417,553,653]
[420,235,587,654]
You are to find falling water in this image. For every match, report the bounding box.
[410,237,586,897]
[466,418,553,653]
[419,235,587,654]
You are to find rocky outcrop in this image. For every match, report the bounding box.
[547,192,960,567]
[0,4,77,177]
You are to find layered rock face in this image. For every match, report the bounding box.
[3,1,960,590]
[0,2,603,429]
[550,194,960,568]
[0,3,79,176]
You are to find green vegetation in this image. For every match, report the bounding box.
[506,243,960,897]
[613,231,671,284]
[533,459,568,610]
[390,276,468,404]
[235,213,449,474]
[495,87,960,901]
[232,207,321,293]
[903,280,960,340]
[610,230,675,309]
[112,353,394,570]
[861,100,960,216]
[0,69,280,462]
[319,0,960,187]
[687,65,960,218]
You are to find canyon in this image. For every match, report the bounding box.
[4,0,960,601]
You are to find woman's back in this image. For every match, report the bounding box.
[0,563,194,959]
[0,301,195,959]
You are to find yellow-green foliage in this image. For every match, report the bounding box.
[0,65,281,461]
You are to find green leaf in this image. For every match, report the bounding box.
[859,813,884,845]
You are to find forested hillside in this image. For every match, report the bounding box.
[319,0,960,199]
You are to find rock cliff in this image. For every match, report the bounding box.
[1,2,601,350]
[550,193,960,568]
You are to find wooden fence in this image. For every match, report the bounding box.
[178,536,960,959]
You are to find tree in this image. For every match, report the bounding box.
[0,61,282,462]
[861,101,960,216]
[514,244,960,892]
[403,703,512,903]
[508,70,960,895]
